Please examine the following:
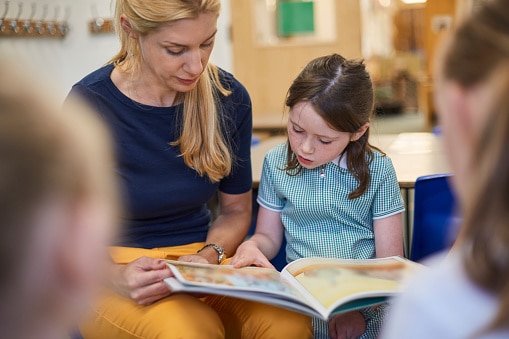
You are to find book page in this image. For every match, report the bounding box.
[284,257,419,310]
[166,260,303,299]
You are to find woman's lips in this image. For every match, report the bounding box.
[177,77,198,86]
[297,155,313,166]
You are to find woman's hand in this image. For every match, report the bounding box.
[229,240,275,269]
[111,256,173,305]
[328,311,366,339]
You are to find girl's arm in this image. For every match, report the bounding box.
[180,190,252,264]
[229,206,284,269]
[374,213,404,258]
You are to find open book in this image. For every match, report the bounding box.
[165,256,421,320]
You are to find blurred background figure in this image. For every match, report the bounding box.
[0,59,119,339]
[381,0,509,337]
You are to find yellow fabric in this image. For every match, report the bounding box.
[109,243,205,264]
[81,245,312,339]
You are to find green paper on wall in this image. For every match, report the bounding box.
[277,1,315,37]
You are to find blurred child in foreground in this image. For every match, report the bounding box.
[381,0,509,337]
[0,62,118,339]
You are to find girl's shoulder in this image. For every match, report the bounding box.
[259,143,289,176]
[370,148,395,168]
[367,149,398,183]
[264,143,288,163]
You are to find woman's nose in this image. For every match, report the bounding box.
[183,50,204,75]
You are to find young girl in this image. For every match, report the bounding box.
[231,54,404,338]
[382,0,509,337]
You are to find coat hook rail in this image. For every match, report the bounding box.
[0,2,70,38]
[88,3,113,34]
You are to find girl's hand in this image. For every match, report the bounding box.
[178,253,212,264]
[112,256,172,305]
[328,311,366,339]
[229,240,275,269]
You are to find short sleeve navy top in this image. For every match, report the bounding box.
[69,64,252,248]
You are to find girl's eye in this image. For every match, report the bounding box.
[166,49,185,56]
[319,139,332,145]
[292,125,303,133]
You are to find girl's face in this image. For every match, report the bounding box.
[134,12,217,95]
[287,101,368,169]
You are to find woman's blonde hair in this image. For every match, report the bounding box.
[110,0,232,183]
[441,0,509,332]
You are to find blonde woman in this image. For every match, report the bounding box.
[381,0,509,337]
[69,0,311,338]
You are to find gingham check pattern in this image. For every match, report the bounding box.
[257,143,404,338]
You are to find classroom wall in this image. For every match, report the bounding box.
[0,0,232,101]
[231,0,362,117]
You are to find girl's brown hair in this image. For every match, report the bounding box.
[441,0,509,331]
[284,53,381,199]
[110,0,232,183]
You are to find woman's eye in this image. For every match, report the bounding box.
[201,41,214,48]
[166,49,184,56]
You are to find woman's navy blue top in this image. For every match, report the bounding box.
[69,64,252,248]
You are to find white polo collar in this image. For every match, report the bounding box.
[332,152,348,169]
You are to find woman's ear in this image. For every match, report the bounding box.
[351,122,370,142]
[120,14,137,39]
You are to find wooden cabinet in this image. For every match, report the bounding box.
[230,0,362,126]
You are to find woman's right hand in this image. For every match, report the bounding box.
[111,256,173,305]
[230,240,275,269]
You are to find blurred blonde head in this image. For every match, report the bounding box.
[434,0,509,332]
[109,0,233,183]
[0,60,118,339]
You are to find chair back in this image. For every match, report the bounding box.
[410,174,458,262]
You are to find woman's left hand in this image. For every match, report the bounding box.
[328,311,366,339]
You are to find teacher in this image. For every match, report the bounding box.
[69,0,311,338]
